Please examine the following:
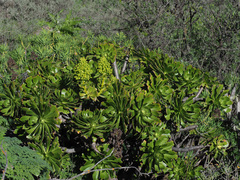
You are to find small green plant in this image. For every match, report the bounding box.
[168,156,203,180]
[72,109,112,138]
[0,81,23,118]
[29,137,70,174]
[16,101,59,142]
[140,124,178,176]
[132,90,162,132]
[80,144,122,180]
[39,10,82,36]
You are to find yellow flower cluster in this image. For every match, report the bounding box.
[74,57,93,84]
[97,56,112,76]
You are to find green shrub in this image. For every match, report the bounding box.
[0,16,237,179]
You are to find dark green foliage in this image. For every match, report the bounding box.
[0,116,11,128]
[0,136,52,180]
[72,109,112,138]
[66,0,239,88]
[29,137,69,174]
[80,144,122,180]
[102,81,132,133]
[140,124,177,175]
[0,81,23,118]
[52,88,79,114]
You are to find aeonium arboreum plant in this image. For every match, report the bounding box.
[21,75,50,105]
[52,88,79,114]
[140,123,177,176]
[29,136,70,174]
[131,90,162,132]
[204,84,232,117]
[15,98,59,142]
[0,81,23,118]
[72,109,113,139]
[102,81,133,133]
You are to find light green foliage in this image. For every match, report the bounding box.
[204,84,233,115]
[142,49,231,128]
[138,48,234,178]
[97,56,112,76]
[12,76,60,142]
[26,57,61,78]
[39,10,82,36]
[121,68,146,93]
[93,42,118,63]
[75,42,126,101]
[209,134,229,158]
[21,75,48,102]
[0,136,52,180]
[0,126,7,142]
[0,44,9,75]
[0,44,15,93]
[74,57,93,85]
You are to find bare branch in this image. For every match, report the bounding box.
[113,60,120,82]
[193,87,204,102]
[179,125,198,132]
[61,147,75,154]
[176,133,190,148]
[228,84,237,118]
[67,149,115,180]
[172,145,206,152]
[121,55,129,74]
[183,86,204,102]
[50,148,150,180]
[237,96,240,121]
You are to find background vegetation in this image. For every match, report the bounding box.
[0,0,239,179]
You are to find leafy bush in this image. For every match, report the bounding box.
[0,10,238,179]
